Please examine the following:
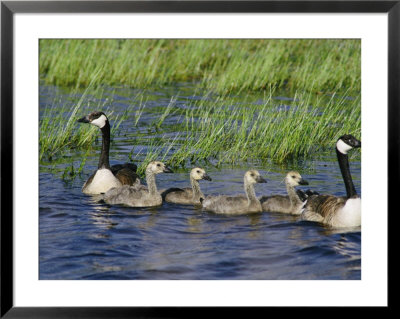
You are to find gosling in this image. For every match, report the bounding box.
[161,167,212,205]
[201,170,267,215]
[103,161,172,207]
[260,171,309,215]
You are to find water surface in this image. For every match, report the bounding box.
[39,84,361,280]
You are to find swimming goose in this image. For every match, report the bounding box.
[77,111,139,195]
[103,161,172,207]
[161,167,212,205]
[260,171,309,214]
[201,170,267,215]
[301,134,361,228]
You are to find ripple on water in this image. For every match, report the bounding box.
[39,85,361,280]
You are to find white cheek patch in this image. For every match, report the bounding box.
[336,139,353,154]
[91,114,108,128]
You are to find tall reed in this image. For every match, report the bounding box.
[125,89,361,168]
[40,39,361,95]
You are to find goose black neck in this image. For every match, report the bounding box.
[336,148,357,198]
[98,121,111,169]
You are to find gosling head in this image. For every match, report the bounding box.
[190,167,212,181]
[286,171,308,187]
[77,111,109,129]
[336,134,361,155]
[244,170,267,185]
[147,161,173,174]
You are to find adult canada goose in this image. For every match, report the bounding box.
[201,170,267,215]
[103,161,172,207]
[259,171,309,215]
[301,134,361,228]
[161,167,212,205]
[77,111,139,195]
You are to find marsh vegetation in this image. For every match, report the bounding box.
[39,39,361,177]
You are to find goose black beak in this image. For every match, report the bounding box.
[202,174,212,181]
[256,176,267,183]
[163,167,173,173]
[299,178,309,186]
[77,115,90,123]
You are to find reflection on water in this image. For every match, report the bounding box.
[39,84,361,280]
[186,216,204,233]
[88,211,118,230]
[40,166,361,280]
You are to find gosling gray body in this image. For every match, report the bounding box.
[301,134,361,228]
[162,168,212,205]
[202,170,267,215]
[103,161,172,207]
[77,111,139,195]
[260,171,309,215]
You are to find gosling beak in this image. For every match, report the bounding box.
[77,115,90,123]
[256,176,267,183]
[163,167,173,173]
[202,174,212,181]
[299,178,309,186]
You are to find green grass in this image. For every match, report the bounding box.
[39,39,361,95]
[161,89,361,168]
[39,39,361,179]
[122,89,361,173]
[40,87,360,179]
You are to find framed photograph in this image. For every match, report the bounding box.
[1,0,394,317]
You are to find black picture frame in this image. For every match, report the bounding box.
[1,0,395,317]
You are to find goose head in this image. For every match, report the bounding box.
[191,167,212,181]
[244,170,267,185]
[286,171,308,187]
[146,161,173,175]
[336,134,361,154]
[77,111,109,129]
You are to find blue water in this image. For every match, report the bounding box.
[39,85,361,280]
